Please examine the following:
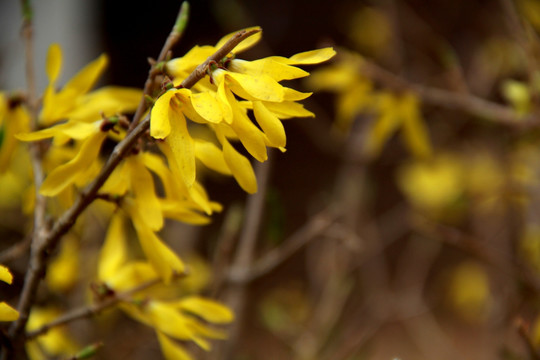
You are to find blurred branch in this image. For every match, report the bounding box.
[361,59,540,128]
[217,153,272,360]
[517,318,540,360]
[0,235,31,265]
[227,206,339,283]
[25,275,184,340]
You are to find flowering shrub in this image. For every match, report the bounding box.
[0,2,334,359]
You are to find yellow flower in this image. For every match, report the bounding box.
[40,44,141,125]
[17,121,108,197]
[0,265,19,322]
[153,29,335,195]
[121,297,233,360]
[26,307,79,360]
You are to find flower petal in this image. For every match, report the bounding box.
[0,302,19,322]
[230,58,308,81]
[63,53,109,97]
[46,44,62,84]
[151,90,176,139]
[0,265,13,284]
[227,72,283,102]
[253,101,286,148]
[214,26,262,54]
[157,331,193,360]
[128,203,185,284]
[176,296,234,324]
[191,92,222,123]
[98,211,128,282]
[127,156,164,231]
[280,47,336,65]
[40,131,107,196]
[165,107,196,188]
[220,136,257,194]
[261,101,315,119]
[194,139,232,175]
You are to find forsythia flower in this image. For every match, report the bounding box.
[97,211,233,360]
[26,307,79,360]
[0,265,19,322]
[308,50,431,160]
[153,28,335,193]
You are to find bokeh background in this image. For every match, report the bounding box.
[3,0,540,359]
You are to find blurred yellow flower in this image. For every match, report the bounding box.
[0,265,19,322]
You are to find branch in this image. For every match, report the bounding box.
[6,20,262,359]
[25,275,180,340]
[360,59,540,128]
[227,207,339,283]
[128,1,190,131]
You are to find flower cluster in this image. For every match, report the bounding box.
[307,50,431,160]
[11,27,334,360]
[153,26,335,193]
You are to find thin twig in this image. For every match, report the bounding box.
[5,22,261,360]
[128,1,190,131]
[5,2,48,358]
[26,275,177,340]
[0,235,32,265]
[227,206,339,283]
[517,318,540,360]
[217,153,273,360]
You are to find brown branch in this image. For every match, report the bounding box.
[517,318,540,360]
[128,1,189,131]
[215,153,273,360]
[360,59,540,128]
[227,207,339,283]
[5,21,261,360]
[26,275,175,340]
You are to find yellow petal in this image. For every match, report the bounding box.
[106,261,157,291]
[0,302,19,322]
[160,199,211,225]
[227,72,284,102]
[16,121,98,142]
[100,161,130,196]
[253,101,286,148]
[214,26,262,54]
[261,101,315,119]
[400,93,432,159]
[363,94,401,158]
[159,142,213,214]
[40,131,107,196]
[127,156,163,231]
[70,86,143,122]
[63,53,109,97]
[46,234,79,292]
[282,87,312,101]
[176,296,234,324]
[281,47,336,65]
[151,90,176,139]
[190,92,222,123]
[221,136,257,193]
[165,107,196,188]
[227,92,268,162]
[157,331,193,360]
[128,203,185,283]
[194,139,232,175]
[98,211,128,281]
[230,58,308,81]
[46,44,62,84]
[147,302,196,340]
[0,265,13,284]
